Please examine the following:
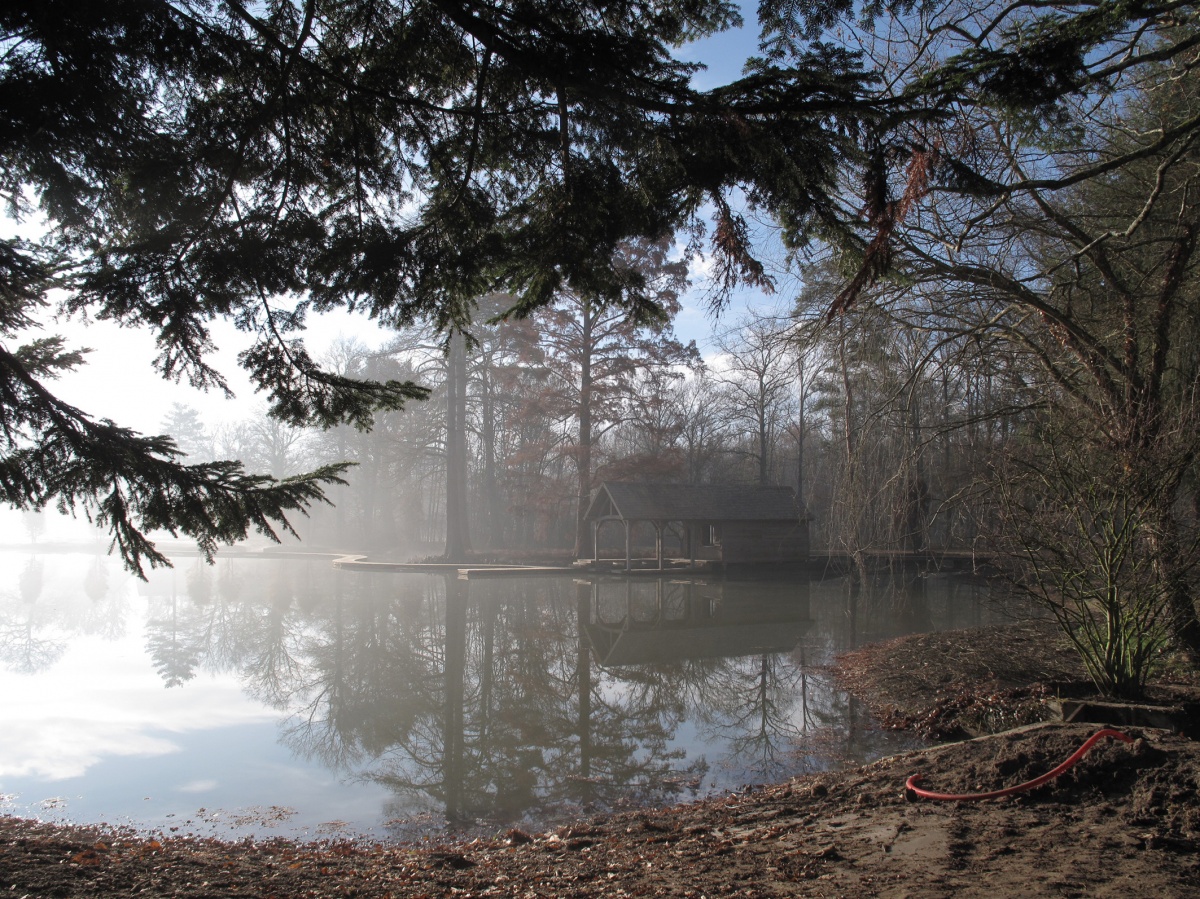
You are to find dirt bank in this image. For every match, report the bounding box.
[4,622,1199,898]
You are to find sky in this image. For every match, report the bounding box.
[5,2,788,440]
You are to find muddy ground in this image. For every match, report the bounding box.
[4,621,1199,898]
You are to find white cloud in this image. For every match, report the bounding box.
[686,250,715,282]
[0,630,274,782]
[0,720,181,780]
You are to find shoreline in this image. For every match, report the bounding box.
[4,621,1199,897]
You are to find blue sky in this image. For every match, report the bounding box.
[678,0,762,89]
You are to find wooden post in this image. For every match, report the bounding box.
[624,520,631,571]
[655,521,663,570]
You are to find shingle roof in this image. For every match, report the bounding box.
[584,482,800,522]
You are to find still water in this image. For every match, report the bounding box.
[0,551,1003,840]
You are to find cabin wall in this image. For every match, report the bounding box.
[685,522,722,561]
[716,519,809,564]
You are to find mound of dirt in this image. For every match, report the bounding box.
[833,618,1200,740]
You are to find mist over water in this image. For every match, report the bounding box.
[0,551,1003,840]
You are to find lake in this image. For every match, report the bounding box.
[0,551,1007,840]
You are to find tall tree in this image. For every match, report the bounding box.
[2,0,870,568]
[160,404,213,462]
[607,366,693,483]
[672,373,730,485]
[443,330,473,561]
[518,239,697,556]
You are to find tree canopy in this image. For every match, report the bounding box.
[2,0,1195,570]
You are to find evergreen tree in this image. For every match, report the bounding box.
[0,0,763,570]
[160,404,213,462]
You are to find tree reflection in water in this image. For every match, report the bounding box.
[582,577,879,785]
[340,574,708,834]
[1,556,964,835]
[0,558,64,673]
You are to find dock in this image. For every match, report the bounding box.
[329,550,993,579]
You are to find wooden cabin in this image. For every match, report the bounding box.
[582,482,808,569]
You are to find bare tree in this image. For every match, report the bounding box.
[713,315,796,486]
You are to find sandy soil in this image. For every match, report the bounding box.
[4,621,1199,898]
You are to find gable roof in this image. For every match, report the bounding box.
[584,482,799,522]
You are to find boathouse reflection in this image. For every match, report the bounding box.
[352,575,824,830]
[582,577,811,666]
[581,576,822,782]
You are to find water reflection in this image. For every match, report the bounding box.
[0,558,63,673]
[275,573,715,835]
[0,554,1005,837]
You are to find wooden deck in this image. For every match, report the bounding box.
[329,550,992,578]
[331,556,579,578]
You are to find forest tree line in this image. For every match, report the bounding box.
[161,260,1032,565]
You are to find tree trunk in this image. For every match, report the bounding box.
[573,304,594,558]
[836,315,865,580]
[904,395,928,552]
[758,378,769,486]
[480,356,505,550]
[444,331,472,562]
[1147,487,1200,662]
[796,355,806,511]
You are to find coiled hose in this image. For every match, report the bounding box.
[905,727,1134,802]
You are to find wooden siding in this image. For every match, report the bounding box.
[700,521,803,564]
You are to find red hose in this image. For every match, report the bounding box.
[905,728,1134,802]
